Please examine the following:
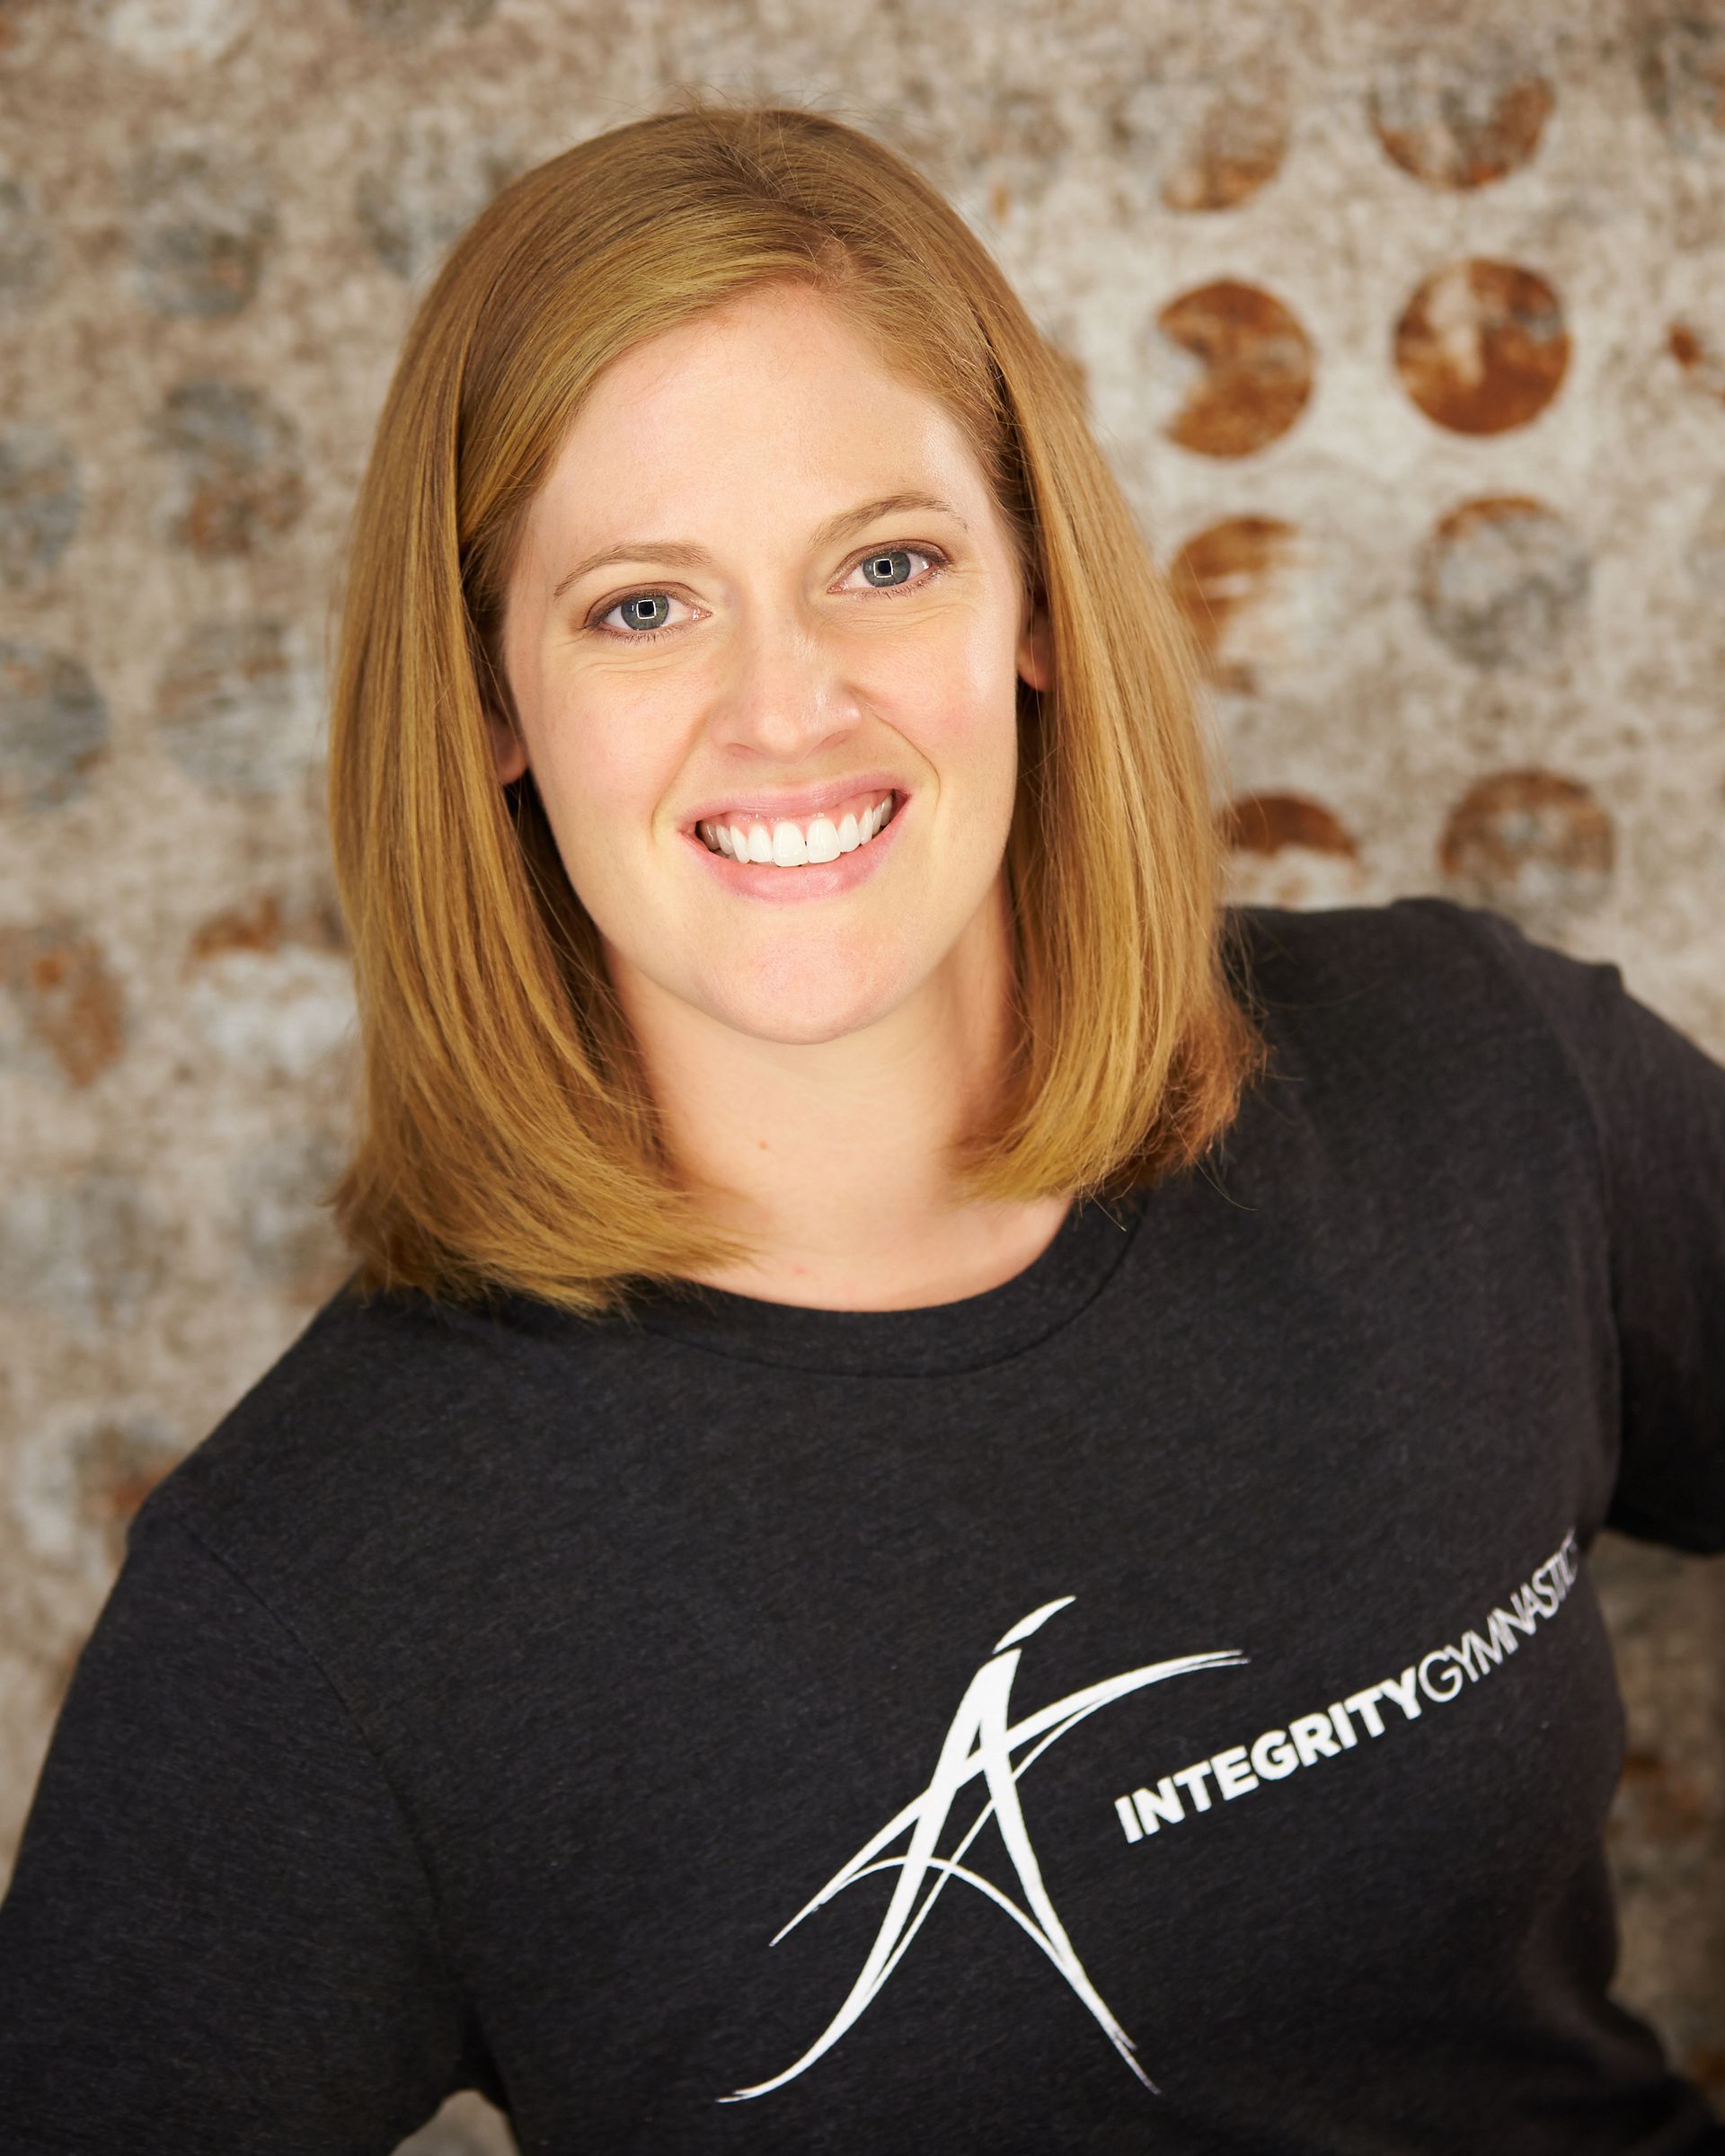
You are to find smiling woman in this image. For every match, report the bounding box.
[7,84,1725,2156]
[323,90,1268,1321]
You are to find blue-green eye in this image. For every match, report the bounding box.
[858,549,916,588]
[616,594,672,632]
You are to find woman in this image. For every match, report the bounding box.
[2,93,1723,2155]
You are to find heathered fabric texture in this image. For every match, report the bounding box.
[3,895,1724,2154]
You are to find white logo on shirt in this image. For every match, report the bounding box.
[719,1596,1243,2103]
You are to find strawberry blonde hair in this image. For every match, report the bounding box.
[323,90,1269,1322]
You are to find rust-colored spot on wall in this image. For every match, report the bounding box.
[1161,88,1290,210]
[71,1418,183,1571]
[1416,495,1592,667]
[1220,791,1365,910]
[1668,320,1725,402]
[1438,767,1614,911]
[1368,54,1554,189]
[1168,516,1302,688]
[1394,261,1569,434]
[185,888,346,968]
[1615,1745,1713,1843]
[0,922,125,1086]
[1221,791,1358,858]
[1154,281,1314,457]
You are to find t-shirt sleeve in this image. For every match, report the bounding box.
[0,1503,494,2153]
[1417,896,1725,1555]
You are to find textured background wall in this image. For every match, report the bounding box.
[0,1,1721,2149]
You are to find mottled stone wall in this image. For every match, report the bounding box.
[0,1,1721,2149]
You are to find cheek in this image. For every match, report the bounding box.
[535,684,677,835]
[886,606,1021,748]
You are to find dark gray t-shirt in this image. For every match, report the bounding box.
[4,895,1725,2154]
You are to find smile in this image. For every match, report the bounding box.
[694,791,898,865]
[682,791,910,906]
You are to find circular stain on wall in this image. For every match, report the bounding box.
[1368,47,1554,189]
[126,140,279,318]
[1394,260,1569,434]
[1636,7,1725,154]
[357,113,521,283]
[153,617,323,794]
[1164,88,1289,211]
[1151,281,1314,457]
[0,921,126,1087]
[0,641,110,808]
[148,379,306,556]
[1168,516,1305,690]
[1220,791,1365,909]
[0,424,80,588]
[1438,767,1614,913]
[0,172,55,318]
[1111,74,1289,211]
[1668,321,1725,405]
[1416,496,1591,667]
[1110,66,1289,212]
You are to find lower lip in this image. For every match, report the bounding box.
[680,795,911,905]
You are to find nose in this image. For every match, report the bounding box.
[706,600,863,763]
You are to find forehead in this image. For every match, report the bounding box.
[532,284,995,540]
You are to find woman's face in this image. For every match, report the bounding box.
[488,279,1050,1052]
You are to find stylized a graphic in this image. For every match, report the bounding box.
[720,1596,1243,2102]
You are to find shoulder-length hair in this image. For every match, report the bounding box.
[323,89,1270,1324]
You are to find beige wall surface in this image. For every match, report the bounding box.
[0,0,1721,2148]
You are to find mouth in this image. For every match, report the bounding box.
[680,787,912,903]
[687,787,905,864]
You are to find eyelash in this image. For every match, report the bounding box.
[586,543,950,644]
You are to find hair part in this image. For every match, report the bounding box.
[322,88,1271,1324]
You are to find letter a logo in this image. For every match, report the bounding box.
[720,1596,1243,2102]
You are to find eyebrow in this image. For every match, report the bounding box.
[549,490,971,602]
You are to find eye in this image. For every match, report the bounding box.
[595,590,692,639]
[845,544,943,593]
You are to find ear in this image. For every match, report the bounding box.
[1015,594,1053,694]
[485,708,529,787]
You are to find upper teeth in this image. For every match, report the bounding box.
[696,793,897,866]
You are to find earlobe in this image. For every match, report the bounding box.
[486,712,529,787]
[1016,602,1053,694]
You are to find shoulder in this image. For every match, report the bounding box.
[1223,894,1592,1075]
[128,1275,628,1605]
[1219,896,1618,1186]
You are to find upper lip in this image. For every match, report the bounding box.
[683,777,907,831]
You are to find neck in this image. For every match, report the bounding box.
[610,875,1067,1310]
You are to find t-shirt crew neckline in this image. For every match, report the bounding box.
[616,1184,1150,1377]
